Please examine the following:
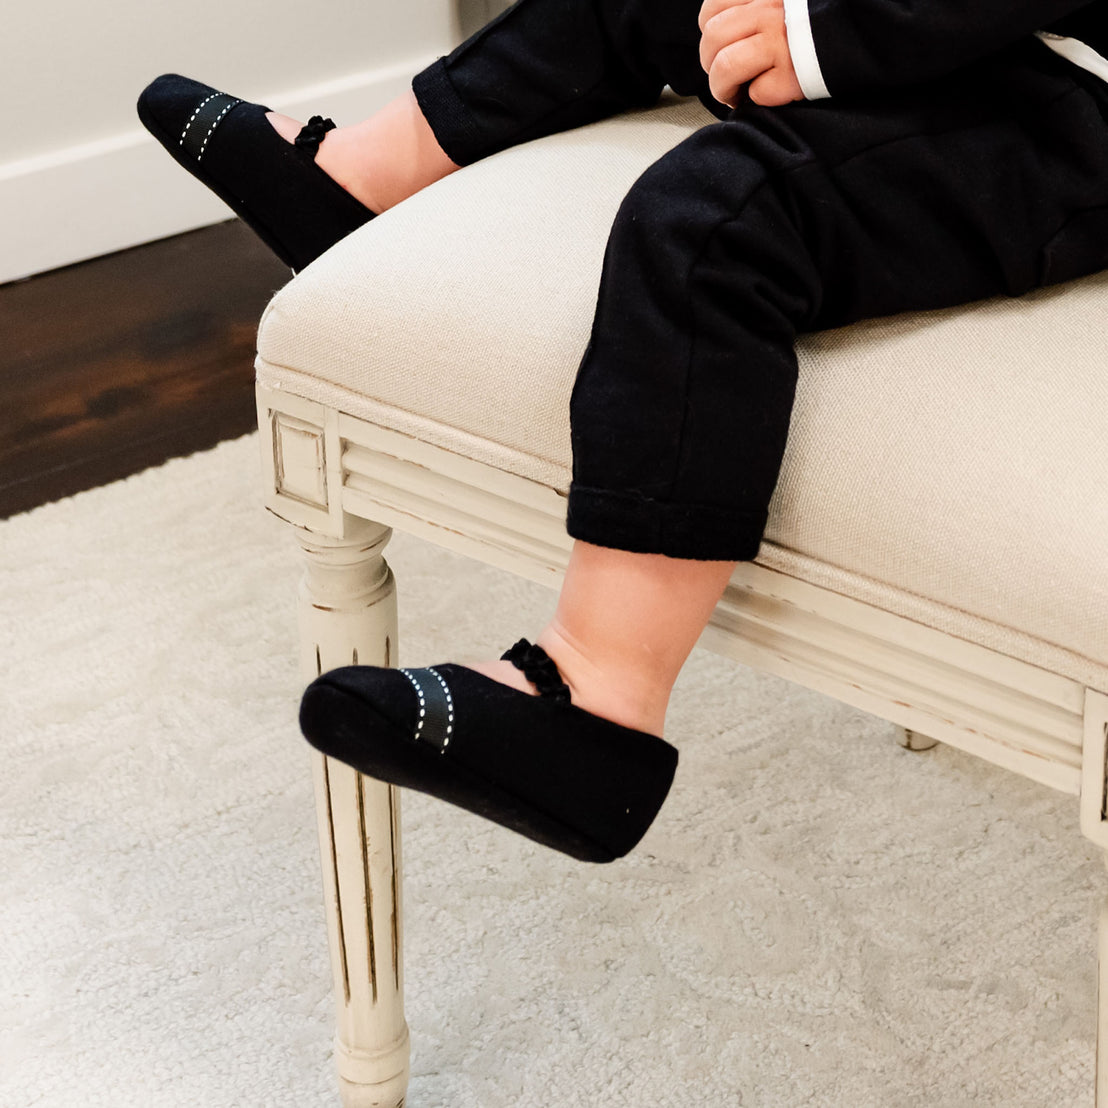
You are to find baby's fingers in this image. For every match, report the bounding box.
[707,34,771,105]
[699,4,757,73]
[698,0,753,32]
[748,65,804,106]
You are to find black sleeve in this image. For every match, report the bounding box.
[807,0,1100,95]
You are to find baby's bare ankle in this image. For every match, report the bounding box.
[467,640,667,737]
[535,627,670,736]
[264,112,384,211]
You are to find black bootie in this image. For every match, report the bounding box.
[138,74,375,271]
[299,639,679,863]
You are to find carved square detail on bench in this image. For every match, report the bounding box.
[272,412,328,510]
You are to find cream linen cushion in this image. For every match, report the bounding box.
[255,95,1108,691]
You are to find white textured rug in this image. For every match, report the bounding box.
[1,434,1101,1108]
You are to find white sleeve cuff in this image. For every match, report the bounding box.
[783,0,831,99]
[1036,31,1108,84]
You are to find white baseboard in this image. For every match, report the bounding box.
[0,56,437,284]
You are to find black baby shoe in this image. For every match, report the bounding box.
[299,639,679,863]
[137,74,375,271]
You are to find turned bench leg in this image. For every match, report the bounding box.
[296,520,409,1108]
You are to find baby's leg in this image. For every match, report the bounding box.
[271,0,716,212]
[141,0,714,267]
[567,43,1108,567]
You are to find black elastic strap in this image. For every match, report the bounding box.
[294,115,337,157]
[501,639,572,702]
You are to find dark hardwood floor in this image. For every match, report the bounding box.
[0,220,292,519]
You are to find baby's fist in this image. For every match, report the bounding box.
[698,0,803,108]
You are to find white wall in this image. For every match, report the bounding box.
[0,0,494,282]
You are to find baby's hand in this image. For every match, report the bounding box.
[698,0,803,108]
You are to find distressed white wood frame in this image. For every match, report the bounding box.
[258,381,1108,1108]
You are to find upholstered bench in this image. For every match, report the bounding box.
[252,94,1108,1107]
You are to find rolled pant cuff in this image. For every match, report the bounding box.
[566,484,767,561]
[411,58,490,168]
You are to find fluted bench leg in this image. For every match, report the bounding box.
[296,520,410,1108]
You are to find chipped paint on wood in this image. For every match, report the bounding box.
[356,773,378,1005]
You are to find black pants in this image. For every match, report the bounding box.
[413,0,1108,560]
